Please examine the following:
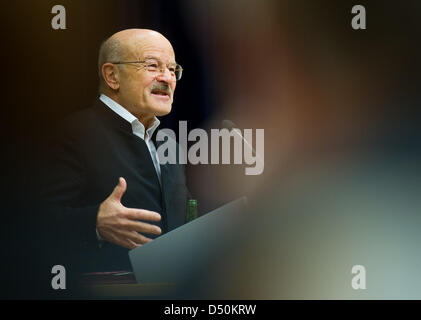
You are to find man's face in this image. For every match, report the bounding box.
[117,34,177,118]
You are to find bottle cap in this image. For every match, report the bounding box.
[188,199,197,206]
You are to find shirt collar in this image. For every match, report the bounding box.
[99,94,160,141]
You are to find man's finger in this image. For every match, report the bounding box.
[126,239,140,249]
[108,233,136,250]
[123,219,162,235]
[117,229,152,245]
[127,232,153,247]
[124,208,161,221]
[110,177,127,202]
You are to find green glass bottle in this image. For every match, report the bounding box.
[186,199,198,222]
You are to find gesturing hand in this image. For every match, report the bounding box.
[96,177,162,249]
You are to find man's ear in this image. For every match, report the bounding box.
[102,63,120,90]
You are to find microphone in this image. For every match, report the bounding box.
[221,120,264,168]
[221,119,236,131]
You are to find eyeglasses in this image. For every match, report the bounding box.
[111,59,183,81]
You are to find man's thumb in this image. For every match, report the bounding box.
[111,177,127,202]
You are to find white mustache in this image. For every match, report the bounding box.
[151,85,172,97]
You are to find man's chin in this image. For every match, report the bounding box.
[150,104,172,117]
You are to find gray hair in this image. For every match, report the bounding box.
[97,36,126,91]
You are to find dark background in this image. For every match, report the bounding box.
[1,0,218,299]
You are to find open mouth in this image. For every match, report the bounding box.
[151,89,170,99]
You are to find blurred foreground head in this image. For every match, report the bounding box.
[182,0,421,299]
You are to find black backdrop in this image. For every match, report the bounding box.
[1,0,215,298]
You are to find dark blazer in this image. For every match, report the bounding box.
[42,99,189,272]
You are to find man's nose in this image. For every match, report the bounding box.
[156,67,173,83]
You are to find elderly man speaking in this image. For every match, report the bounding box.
[43,29,189,273]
